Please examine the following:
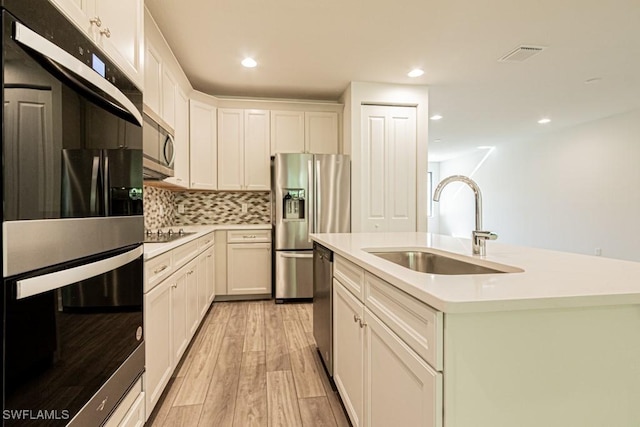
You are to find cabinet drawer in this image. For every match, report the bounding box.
[334,255,365,302]
[364,272,443,371]
[145,252,173,293]
[173,240,199,270]
[199,232,215,250]
[227,229,271,243]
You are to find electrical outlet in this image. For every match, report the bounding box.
[594,248,602,256]
[241,203,248,213]
[178,203,185,214]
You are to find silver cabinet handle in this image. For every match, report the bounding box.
[154,265,168,274]
[89,16,102,27]
[100,27,111,38]
[242,235,257,239]
[171,283,178,289]
[187,270,194,275]
[353,314,360,323]
[359,319,367,328]
[207,254,212,258]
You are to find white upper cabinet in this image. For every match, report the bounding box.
[143,42,162,117]
[51,0,144,89]
[271,110,339,154]
[305,111,339,154]
[360,105,417,232]
[161,69,177,129]
[164,88,190,188]
[217,109,245,191]
[189,99,217,190]
[218,108,270,191]
[244,110,270,190]
[271,110,305,153]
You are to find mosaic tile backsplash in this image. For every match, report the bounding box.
[143,185,271,228]
[144,186,176,229]
[174,191,271,225]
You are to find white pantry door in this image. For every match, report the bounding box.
[360,105,417,232]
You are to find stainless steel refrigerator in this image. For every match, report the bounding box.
[272,153,350,301]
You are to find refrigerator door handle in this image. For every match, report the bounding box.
[280,253,314,259]
[315,159,321,234]
[307,159,314,242]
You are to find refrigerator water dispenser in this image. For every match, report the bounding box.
[283,189,305,220]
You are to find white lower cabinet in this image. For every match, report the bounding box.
[364,307,442,427]
[333,279,365,427]
[197,246,215,318]
[170,268,188,367]
[144,232,215,420]
[143,279,173,415]
[333,258,443,427]
[184,258,199,337]
[226,231,271,295]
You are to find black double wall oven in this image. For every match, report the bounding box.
[2,1,144,426]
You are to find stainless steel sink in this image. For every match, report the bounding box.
[367,250,523,275]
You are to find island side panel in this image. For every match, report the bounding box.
[443,304,640,427]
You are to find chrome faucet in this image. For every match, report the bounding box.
[432,175,497,256]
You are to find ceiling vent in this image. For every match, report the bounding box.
[498,45,546,62]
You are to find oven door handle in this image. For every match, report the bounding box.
[12,21,143,127]
[16,246,143,300]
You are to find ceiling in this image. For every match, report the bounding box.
[145,0,640,161]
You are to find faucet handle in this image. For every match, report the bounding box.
[474,230,498,241]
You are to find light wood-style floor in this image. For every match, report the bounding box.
[148,301,350,427]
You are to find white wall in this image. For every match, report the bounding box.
[435,109,640,261]
[341,82,429,232]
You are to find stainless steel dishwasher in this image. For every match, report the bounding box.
[313,242,334,376]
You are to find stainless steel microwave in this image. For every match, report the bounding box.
[142,108,175,179]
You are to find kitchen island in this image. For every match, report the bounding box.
[311,232,640,427]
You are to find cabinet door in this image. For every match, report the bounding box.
[189,100,217,190]
[184,259,199,337]
[94,0,144,89]
[270,110,304,154]
[227,243,271,295]
[244,109,270,190]
[164,88,189,188]
[305,111,339,154]
[206,246,216,304]
[333,280,364,427]
[360,105,416,232]
[364,308,442,427]
[50,0,95,34]
[144,42,162,116]
[196,251,211,320]
[217,108,244,191]
[144,278,173,416]
[171,270,188,367]
[161,69,176,129]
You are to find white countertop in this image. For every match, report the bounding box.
[310,232,640,313]
[144,224,271,259]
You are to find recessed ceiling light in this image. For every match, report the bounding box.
[430,114,443,121]
[538,118,551,124]
[407,68,424,78]
[241,57,257,68]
